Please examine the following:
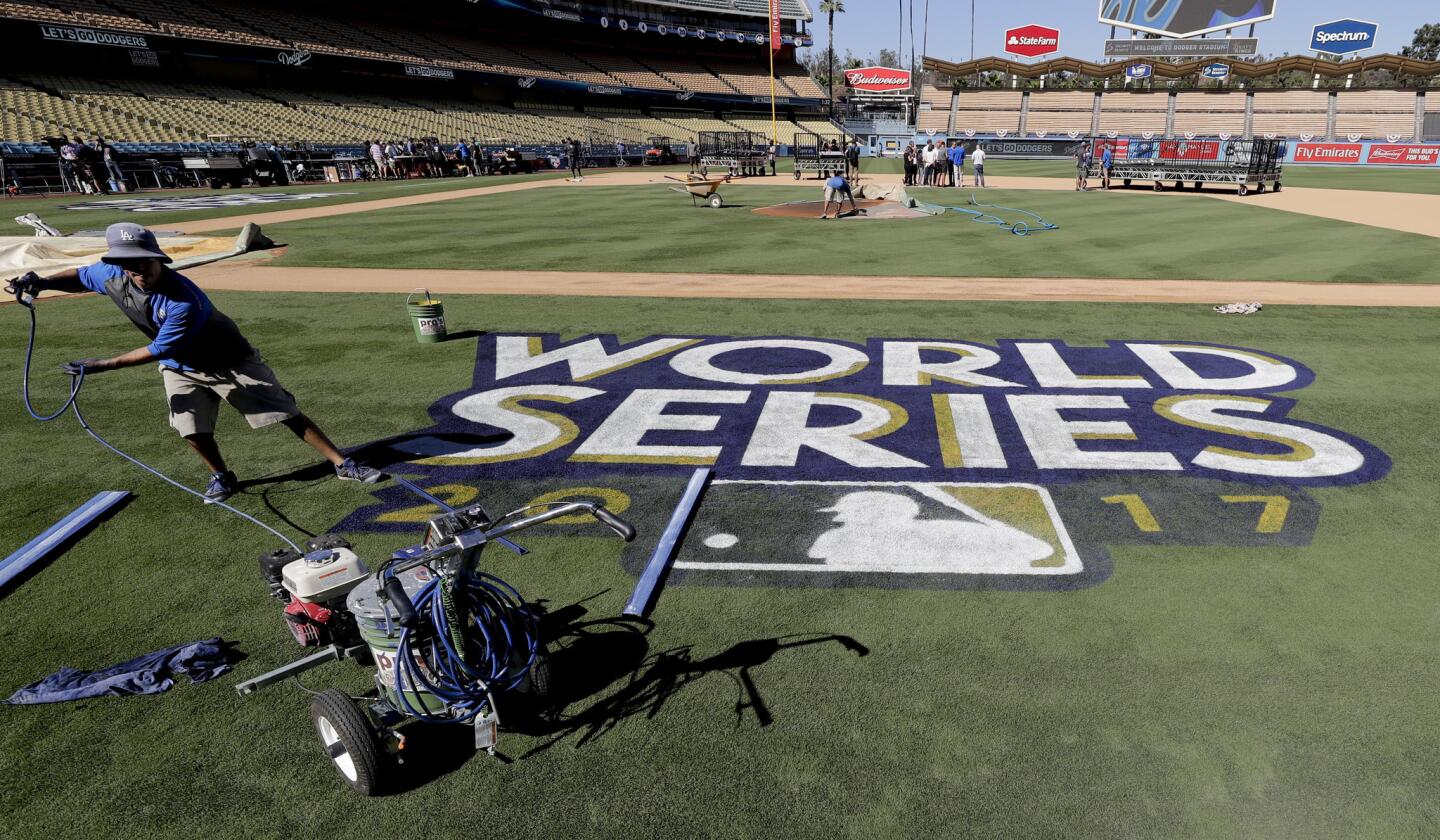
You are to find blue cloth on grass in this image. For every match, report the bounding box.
[5,637,235,705]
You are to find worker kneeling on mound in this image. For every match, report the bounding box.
[819,173,860,220]
[5,222,386,503]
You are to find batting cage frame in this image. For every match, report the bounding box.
[1087,137,1284,195]
[698,131,763,174]
[791,132,849,180]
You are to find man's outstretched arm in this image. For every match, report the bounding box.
[33,268,90,294]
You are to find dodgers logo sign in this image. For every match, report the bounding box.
[1099,0,1275,39]
[338,334,1388,593]
[1310,19,1378,55]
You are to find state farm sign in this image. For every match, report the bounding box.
[1366,144,1440,166]
[1294,143,1363,164]
[844,66,912,92]
[1005,24,1060,58]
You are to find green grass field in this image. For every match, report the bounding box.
[2,291,1438,838]
[3,156,1439,838]
[267,183,1440,283]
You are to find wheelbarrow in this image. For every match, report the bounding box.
[666,174,728,208]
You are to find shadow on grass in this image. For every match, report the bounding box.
[346,432,513,471]
[361,599,870,791]
[500,599,870,759]
[0,494,134,601]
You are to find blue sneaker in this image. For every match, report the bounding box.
[335,459,386,484]
[204,471,239,504]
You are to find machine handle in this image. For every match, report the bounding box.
[593,506,636,542]
[382,574,420,629]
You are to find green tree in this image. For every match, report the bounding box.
[819,0,846,118]
[1400,23,1440,61]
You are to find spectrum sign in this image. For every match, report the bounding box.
[1310,19,1379,55]
[1004,24,1061,58]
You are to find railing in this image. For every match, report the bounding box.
[1,158,203,196]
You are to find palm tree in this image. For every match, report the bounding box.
[819,0,845,119]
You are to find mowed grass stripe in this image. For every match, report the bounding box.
[264,184,1440,284]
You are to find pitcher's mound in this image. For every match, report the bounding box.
[752,199,929,220]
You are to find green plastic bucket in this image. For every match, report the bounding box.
[347,571,449,716]
[406,289,447,344]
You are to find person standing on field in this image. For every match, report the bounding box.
[6,223,386,503]
[569,137,585,181]
[949,140,966,188]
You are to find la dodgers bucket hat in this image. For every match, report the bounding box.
[100,222,172,264]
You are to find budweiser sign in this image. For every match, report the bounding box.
[1005,24,1061,58]
[1294,143,1363,164]
[844,66,912,92]
[1366,144,1440,166]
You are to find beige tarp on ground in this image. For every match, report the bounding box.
[0,223,272,282]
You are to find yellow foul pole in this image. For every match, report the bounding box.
[768,0,779,144]
[770,47,777,144]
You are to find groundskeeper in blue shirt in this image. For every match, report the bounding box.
[75,260,253,373]
[4,221,385,503]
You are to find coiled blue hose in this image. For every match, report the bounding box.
[392,570,539,723]
[940,194,1060,237]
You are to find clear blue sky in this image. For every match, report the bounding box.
[798,1,1435,65]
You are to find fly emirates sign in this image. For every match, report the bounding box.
[397,334,1387,487]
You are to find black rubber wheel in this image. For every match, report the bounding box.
[311,689,386,796]
[528,649,552,699]
[512,645,552,699]
[1256,183,1266,193]
[1153,181,1163,192]
[1175,180,1184,190]
[1237,184,1248,196]
[1123,178,1132,187]
[708,194,723,209]
[1274,182,1282,192]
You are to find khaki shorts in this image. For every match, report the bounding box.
[824,185,851,202]
[161,355,300,437]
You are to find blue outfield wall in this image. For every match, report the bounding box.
[891,133,1440,168]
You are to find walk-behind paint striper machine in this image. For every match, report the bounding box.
[239,491,635,794]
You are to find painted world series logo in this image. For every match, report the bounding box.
[339,334,1389,592]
